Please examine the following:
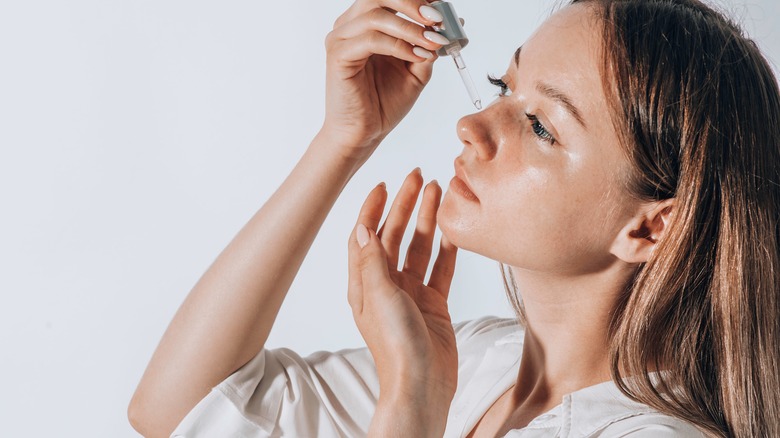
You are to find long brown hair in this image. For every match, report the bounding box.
[500,0,780,436]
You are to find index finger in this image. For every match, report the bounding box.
[348,183,389,313]
[334,0,443,30]
[427,233,458,299]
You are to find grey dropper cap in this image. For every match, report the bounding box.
[429,1,469,56]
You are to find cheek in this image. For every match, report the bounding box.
[493,180,578,242]
[438,139,631,273]
[486,169,617,270]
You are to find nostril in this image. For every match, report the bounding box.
[456,115,477,144]
[456,113,494,160]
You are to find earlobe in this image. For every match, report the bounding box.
[610,199,676,264]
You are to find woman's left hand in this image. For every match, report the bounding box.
[347,168,459,433]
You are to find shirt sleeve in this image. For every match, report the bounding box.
[170,345,380,438]
[170,316,518,438]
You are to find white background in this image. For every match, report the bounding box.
[0,0,777,436]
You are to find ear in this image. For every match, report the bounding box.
[610,198,676,264]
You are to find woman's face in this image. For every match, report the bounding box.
[438,3,639,275]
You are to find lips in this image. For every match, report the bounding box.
[453,158,478,200]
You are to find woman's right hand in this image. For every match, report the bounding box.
[320,0,450,163]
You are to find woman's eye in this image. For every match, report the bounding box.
[487,74,511,97]
[486,74,557,145]
[526,113,557,145]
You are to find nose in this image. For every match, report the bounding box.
[456,110,496,160]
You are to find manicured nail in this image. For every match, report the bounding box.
[412,47,433,59]
[423,30,450,46]
[357,223,370,248]
[419,5,444,23]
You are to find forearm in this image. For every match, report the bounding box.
[129,132,363,437]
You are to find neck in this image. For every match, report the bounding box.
[507,261,636,408]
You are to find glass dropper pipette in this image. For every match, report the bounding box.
[447,46,481,109]
[429,1,481,109]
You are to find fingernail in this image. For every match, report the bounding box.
[357,223,370,248]
[423,30,450,46]
[419,5,444,23]
[412,47,433,59]
[413,167,422,176]
[430,179,439,187]
[377,181,386,189]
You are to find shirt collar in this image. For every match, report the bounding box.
[445,328,524,438]
[447,327,664,438]
[502,375,664,437]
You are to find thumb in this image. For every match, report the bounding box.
[356,223,395,296]
[408,53,437,85]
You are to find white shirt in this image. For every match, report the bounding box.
[171,316,705,437]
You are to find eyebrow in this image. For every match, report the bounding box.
[512,45,588,130]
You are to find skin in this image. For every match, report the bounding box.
[129,0,673,437]
[128,1,450,436]
[352,2,674,437]
[439,4,636,422]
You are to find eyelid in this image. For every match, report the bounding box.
[487,74,513,98]
[531,111,561,145]
[487,73,563,145]
[499,74,513,92]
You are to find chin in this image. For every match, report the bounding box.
[436,204,477,252]
[437,204,522,266]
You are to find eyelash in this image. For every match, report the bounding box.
[487,74,510,97]
[487,74,557,146]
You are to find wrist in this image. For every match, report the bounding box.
[314,125,383,167]
[379,363,457,407]
[370,393,451,438]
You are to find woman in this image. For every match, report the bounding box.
[129,0,780,436]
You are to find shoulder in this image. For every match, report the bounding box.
[453,315,522,345]
[451,315,523,370]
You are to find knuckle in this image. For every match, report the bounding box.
[417,210,437,221]
[333,2,357,29]
[392,38,407,58]
[382,227,405,244]
[391,200,414,214]
[399,17,417,35]
[438,263,454,277]
[358,256,373,272]
[409,243,431,258]
[366,29,380,47]
[324,30,336,49]
[367,7,384,26]
[347,297,362,315]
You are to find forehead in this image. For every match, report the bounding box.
[511,3,606,115]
